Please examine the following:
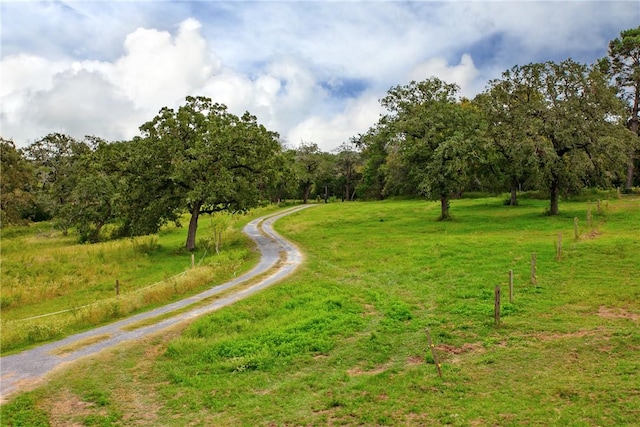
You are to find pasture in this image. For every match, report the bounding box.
[1,195,639,426]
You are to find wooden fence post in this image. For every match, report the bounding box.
[115,280,120,296]
[531,253,537,284]
[574,217,579,240]
[556,233,563,260]
[425,329,442,378]
[509,269,514,303]
[191,254,195,268]
[494,285,501,326]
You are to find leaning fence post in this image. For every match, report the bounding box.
[425,329,442,378]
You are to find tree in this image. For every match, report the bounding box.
[140,96,281,251]
[58,139,126,242]
[379,78,486,220]
[519,60,631,215]
[334,141,362,201]
[475,66,546,205]
[24,133,91,232]
[601,26,640,190]
[294,142,324,204]
[0,138,35,225]
[261,148,299,204]
[353,126,388,200]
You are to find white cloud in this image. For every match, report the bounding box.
[408,54,481,98]
[1,2,638,150]
[113,18,221,110]
[287,93,383,151]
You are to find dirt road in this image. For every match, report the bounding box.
[0,205,313,402]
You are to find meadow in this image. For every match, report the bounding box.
[1,194,639,426]
[0,207,284,354]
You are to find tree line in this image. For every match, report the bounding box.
[2,27,639,247]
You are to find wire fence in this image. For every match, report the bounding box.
[11,249,209,323]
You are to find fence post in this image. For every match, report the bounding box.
[494,285,501,326]
[556,233,563,260]
[425,329,442,378]
[509,269,514,303]
[115,280,120,296]
[531,253,537,284]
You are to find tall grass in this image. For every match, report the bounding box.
[0,206,282,353]
[2,196,639,426]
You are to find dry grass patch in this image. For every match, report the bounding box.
[50,334,112,356]
[598,305,639,321]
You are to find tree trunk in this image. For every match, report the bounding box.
[626,89,639,191]
[626,116,638,191]
[509,179,518,206]
[626,150,635,191]
[549,178,560,216]
[303,181,311,204]
[439,195,450,221]
[185,200,202,251]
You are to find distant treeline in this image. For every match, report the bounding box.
[2,27,638,247]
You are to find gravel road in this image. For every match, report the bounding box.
[0,204,313,402]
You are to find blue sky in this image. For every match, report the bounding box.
[1,1,638,151]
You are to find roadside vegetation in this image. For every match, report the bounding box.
[2,194,638,425]
[0,207,283,354]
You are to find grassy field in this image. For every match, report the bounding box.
[0,207,285,354]
[1,195,639,426]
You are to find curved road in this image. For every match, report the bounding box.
[0,204,313,402]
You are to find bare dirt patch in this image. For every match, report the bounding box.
[436,343,483,355]
[347,363,389,377]
[598,306,639,322]
[46,389,102,427]
[406,355,424,366]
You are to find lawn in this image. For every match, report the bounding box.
[1,195,639,426]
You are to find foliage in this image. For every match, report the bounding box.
[23,133,92,232]
[293,141,325,204]
[481,60,633,215]
[0,138,36,226]
[474,67,546,205]
[138,96,282,251]
[376,78,487,219]
[334,141,362,201]
[601,26,640,189]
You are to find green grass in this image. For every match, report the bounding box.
[0,206,284,353]
[2,196,639,426]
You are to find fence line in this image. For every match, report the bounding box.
[10,249,209,323]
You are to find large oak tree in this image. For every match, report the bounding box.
[139,96,281,251]
[378,78,486,220]
[518,60,631,215]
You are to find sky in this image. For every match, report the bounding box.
[1,1,638,152]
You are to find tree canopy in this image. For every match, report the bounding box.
[139,96,282,251]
